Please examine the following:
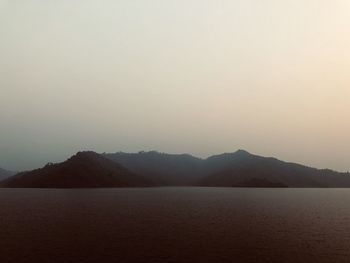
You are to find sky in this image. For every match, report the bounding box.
[1,0,350,171]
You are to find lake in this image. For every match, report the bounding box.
[0,187,349,263]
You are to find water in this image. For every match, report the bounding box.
[0,187,349,263]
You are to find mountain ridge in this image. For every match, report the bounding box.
[0,151,153,188]
[105,150,350,187]
[1,150,349,188]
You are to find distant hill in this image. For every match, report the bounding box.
[0,168,16,181]
[198,150,350,188]
[0,151,153,188]
[104,151,203,185]
[105,150,350,188]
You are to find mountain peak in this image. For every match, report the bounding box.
[69,151,101,161]
[233,149,251,156]
[75,151,100,157]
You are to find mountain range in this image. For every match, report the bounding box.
[105,150,350,187]
[1,150,350,188]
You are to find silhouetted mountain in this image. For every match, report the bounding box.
[105,150,350,187]
[199,150,350,187]
[0,168,15,180]
[104,151,203,185]
[0,151,153,188]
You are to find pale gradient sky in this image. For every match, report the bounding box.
[1,0,350,171]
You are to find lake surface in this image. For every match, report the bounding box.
[0,187,350,263]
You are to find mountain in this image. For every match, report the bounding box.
[103,151,203,185]
[0,151,153,188]
[198,150,350,187]
[105,150,350,187]
[0,167,16,180]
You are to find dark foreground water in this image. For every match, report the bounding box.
[0,187,350,263]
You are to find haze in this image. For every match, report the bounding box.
[1,0,349,171]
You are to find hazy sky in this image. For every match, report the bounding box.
[1,0,350,171]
